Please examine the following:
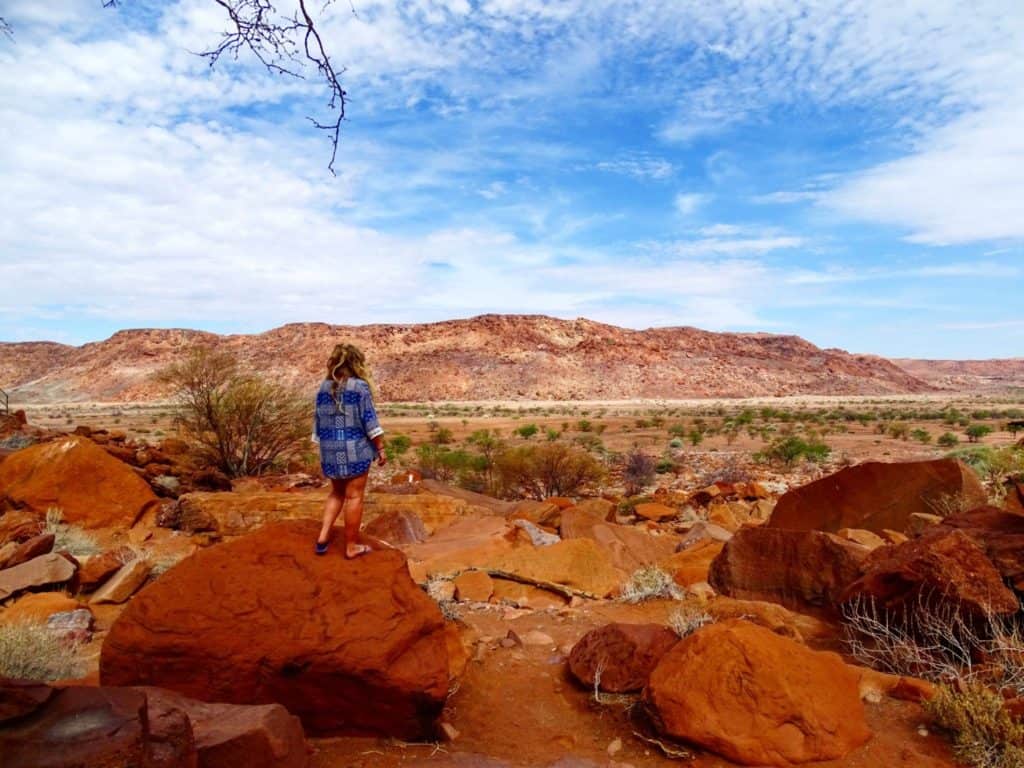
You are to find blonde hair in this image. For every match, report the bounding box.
[325,343,375,404]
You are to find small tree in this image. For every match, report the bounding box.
[385,434,412,462]
[966,424,993,443]
[495,442,605,499]
[622,448,657,496]
[157,349,308,477]
[938,432,960,448]
[515,423,539,440]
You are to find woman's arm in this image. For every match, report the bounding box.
[360,383,387,465]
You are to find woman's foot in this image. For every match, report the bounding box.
[315,539,329,555]
[345,543,371,559]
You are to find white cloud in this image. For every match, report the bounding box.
[592,155,674,180]
[674,193,708,216]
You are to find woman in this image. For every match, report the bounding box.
[313,343,387,557]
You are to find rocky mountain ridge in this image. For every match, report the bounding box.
[0,314,956,403]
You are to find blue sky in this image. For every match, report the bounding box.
[1,0,1022,358]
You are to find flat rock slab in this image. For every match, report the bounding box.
[0,554,76,602]
[90,559,151,605]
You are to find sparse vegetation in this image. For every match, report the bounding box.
[157,348,308,476]
[0,621,87,681]
[966,424,994,443]
[755,436,830,467]
[668,604,714,638]
[620,566,682,603]
[926,684,1024,768]
[44,508,101,557]
[495,442,605,499]
[939,432,961,448]
[621,448,657,496]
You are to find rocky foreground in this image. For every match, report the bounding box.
[2,414,1024,766]
[0,314,938,403]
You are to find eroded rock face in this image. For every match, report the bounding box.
[568,623,678,693]
[643,619,871,766]
[488,538,625,598]
[767,459,986,534]
[708,527,868,615]
[559,508,678,573]
[0,437,159,529]
[937,506,1024,592]
[100,519,452,739]
[842,528,1019,618]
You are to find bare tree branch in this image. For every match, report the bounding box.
[0,17,13,40]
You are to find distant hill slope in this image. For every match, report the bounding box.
[891,358,1024,393]
[1,315,935,403]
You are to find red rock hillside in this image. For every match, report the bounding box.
[1,315,934,403]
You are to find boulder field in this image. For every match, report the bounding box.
[767,458,986,534]
[0,436,159,528]
[100,519,454,739]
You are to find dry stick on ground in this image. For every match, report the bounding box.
[482,569,601,600]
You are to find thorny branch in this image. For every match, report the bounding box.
[1,0,350,173]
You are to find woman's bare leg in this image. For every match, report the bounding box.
[318,478,347,545]
[342,472,370,558]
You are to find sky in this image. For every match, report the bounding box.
[0,0,1022,358]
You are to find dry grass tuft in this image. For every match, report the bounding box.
[668,604,713,638]
[44,507,102,557]
[620,566,683,604]
[0,621,87,681]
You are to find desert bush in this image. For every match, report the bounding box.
[842,593,1024,692]
[668,437,683,449]
[515,423,539,440]
[416,445,487,486]
[622,448,657,496]
[939,432,961,448]
[949,446,1024,486]
[432,427,454,445]
[494,442,605,500]
[44,508,101,557]
[755,436,830,467]
[157,348,308,477]
[0,621,86,681]
[620,566,682,603]
[888,422,911,440]
[967,424,994,443]
[545,428,560,441]
[385,433,412,461]
[668,605,714,638]
[926,684,1024,768]
[912,428,933,444]
[656,457,676,474]
[687,428,704,447]
[577,419,593,433]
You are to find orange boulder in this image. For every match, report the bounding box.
[644,619,871,766]
[767,459,985,534]
[100,520,452,739]
[0,437,158,529]
[569,623,678,693]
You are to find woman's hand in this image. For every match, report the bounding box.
[377,452,388,467]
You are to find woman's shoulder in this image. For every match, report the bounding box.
[349,377,370,391]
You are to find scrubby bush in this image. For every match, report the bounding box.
[0,622,86,681]
[926,684,1024,768]
[622,448,657,496]
[577,419,593,433]
[939,432,961,448]
[755,436,830,467]
[668,605,714,638]
[494,442,605,499]
[385,434,412,461]
[912,428,933,444]
[157,348,308,477]
[515,423,539,440]
[888,422,911,440]
[966,424,994,443]
[44,508,101,557]
[432,427,454,445]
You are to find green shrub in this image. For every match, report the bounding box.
[911,428,932,444]
[926,684,1024,768]
[966,424,993,443]
[938,432,960,447]
[515,423,539,440]
[756,436,830,467]
[495,442,605,500]
[577,419,592,433]
[385,434,412,461]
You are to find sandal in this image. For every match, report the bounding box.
[315,540,329,556]
[345,543,371,560]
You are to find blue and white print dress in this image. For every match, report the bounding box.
[312,377,384,479]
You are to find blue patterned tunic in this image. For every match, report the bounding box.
[312,377,384,479]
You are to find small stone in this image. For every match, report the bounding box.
[453,570,494,603]
[47,609,94,645]
[522,630,554,647]
[90,559,151,605]
[607,737,623,756]
[501,630,523,648]
[917,725,929,737]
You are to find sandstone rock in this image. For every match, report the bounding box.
[489,578,568,609]
[190,468,233,492]
[419,479,514,516]
[768,459,986,534]
[569,623,678,693]
[0,510,43,547]
[661,540,725,587]
[906,512,943,536]
[707,502,742,531]
[1,592,79,623]
[677,521,733,549]
[158,497,220,533]
[837,528,886,550]
[100,520,452,738]
[488,538,625,597]
[364,509,429,546]
[453,570,495,602]
[512,518,560,547]
[707,597,834,642]
[634,502,677,522]
[688,485,721,506]
[709,527,868,615]
[0,437,159,528]
[937,506,1024,591]
[508,499,561,527]
[881,529,909,545]
[90,559,152,605]
[0,542,16,567]
[405,516,519,581]
[141,686,307,768]
[560,508,678,573]
[644,619,871,766]
[0,533,53,569]
[0,685,196,768]
[47,609,94,644]
[545,496,576,510]
[0,554,77,601]
[0,678,54,724]
[842,528,1019,618]
[78,548,130,593]
[573,498,615,521]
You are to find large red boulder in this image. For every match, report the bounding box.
[569,623,678,693]
[938,506,1024,591]
[0,437,159,528]
[643,619,871,766]
[708,526,868,615]
[767,459,986,534]
[842,528,1019,618]
[100,519,452,738]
